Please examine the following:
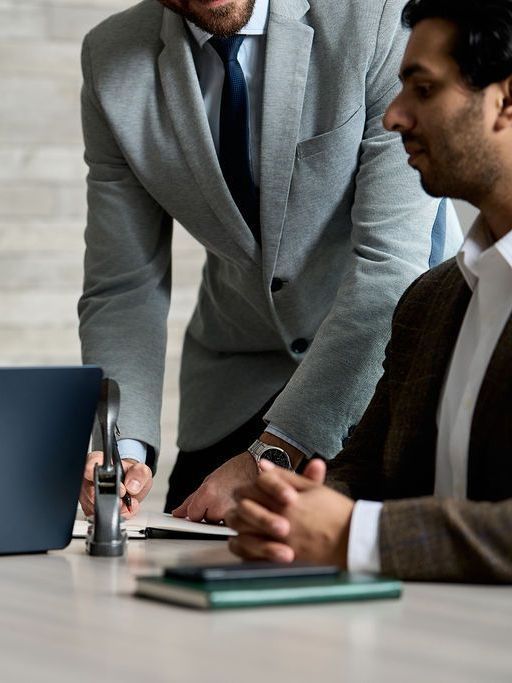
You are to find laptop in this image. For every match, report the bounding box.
[0,366,102,554]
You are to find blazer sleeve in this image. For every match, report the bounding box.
[380,497,512,583]
[324,351,390,501]
[322,264,426,499]
[78,36,172,470]
[264,0,460,458]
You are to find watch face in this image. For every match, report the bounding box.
[261,448,291,470]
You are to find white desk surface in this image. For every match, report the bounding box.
[0,538,511,683]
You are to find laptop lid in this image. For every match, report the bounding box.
[0,366,102,555]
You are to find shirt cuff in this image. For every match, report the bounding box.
[347,500,383,574]
[264,424,315,459]
[117,439,147,464]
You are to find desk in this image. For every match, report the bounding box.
[0,539,511,683]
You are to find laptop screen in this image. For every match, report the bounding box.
[0,366,102,555]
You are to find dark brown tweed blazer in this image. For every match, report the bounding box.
[326,258,512,582]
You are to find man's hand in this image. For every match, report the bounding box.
[226,460,354,566]
[172,432,306,523]
[172,452,259,523]
[79,451,153,520]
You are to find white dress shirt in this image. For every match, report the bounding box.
[348,217,512,573]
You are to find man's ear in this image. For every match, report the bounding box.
[495,76,512,131]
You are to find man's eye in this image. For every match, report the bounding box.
[415,84,432,98]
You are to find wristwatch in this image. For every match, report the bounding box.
[248,439,293,470]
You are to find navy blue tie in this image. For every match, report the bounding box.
[209,35,260,243]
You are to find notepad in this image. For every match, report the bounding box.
[135,572,402,609]
[72,511,236,540]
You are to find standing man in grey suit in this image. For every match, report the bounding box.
[227,0,512,583]
[78,0,461,520]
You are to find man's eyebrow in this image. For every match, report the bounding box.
[399,64,434,83]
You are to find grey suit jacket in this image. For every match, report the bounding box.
[326,260,512,582]
[79,0,461,467]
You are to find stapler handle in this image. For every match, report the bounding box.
[97,377,121,475]
[86,378,126,557]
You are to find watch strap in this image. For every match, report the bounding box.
[248,439,271,460]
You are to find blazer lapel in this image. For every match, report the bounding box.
[259,0,313,279]
[394,265,472,493]
[158,10,258,261]
[406,265,471,400]
[468,313,512,499]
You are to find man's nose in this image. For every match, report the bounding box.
[383,95,413,133]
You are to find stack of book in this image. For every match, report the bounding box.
[135,562,402,610]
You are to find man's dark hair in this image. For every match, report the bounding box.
[402,0,512,89]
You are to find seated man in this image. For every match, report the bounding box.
[226,0,512,582]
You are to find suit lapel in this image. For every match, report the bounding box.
[411,265,471,401]
[399,265,472,490]
[158,10,258,261]
[259,0,313,279]
[468,313,512,498]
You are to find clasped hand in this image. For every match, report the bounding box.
[226,459,355,567]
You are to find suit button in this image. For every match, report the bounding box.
[271,277,284,292]
[342,425,357,448]
[291,338,308,354]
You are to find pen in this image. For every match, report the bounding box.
[113,427,132,513]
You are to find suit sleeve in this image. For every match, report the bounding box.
[264,0,459,457]
[323,267,427,499]
[78,36,172,470]
[324,349,390,501]
[380,497,512,582]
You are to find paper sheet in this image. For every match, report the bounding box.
[72,511,236,539]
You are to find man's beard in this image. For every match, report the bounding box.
[408,95,501,204]
[158,0,256,37]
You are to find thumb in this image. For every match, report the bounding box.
[124,462,152,496]
[83,451,104,482]
[302,458,326,484]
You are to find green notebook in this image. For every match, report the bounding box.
[135,572,402,610]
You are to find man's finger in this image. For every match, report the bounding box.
[257,463,318,494]
[203,506,228,525]
[82,451,104,481]
[124,462,152,497]
[121,497,140,518]
[301,458,327,484]
[79,484,95,517]
[172,492,195,518]
[186,488,210,522]
[226,499,289,539]
[233,481,290,511]
[235,471,299,509]
[79,497,94,517]
[185,483,233,523]
[228,534,295,563]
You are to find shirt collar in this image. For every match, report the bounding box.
[457,213,512,290]
[186,0,269,48]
